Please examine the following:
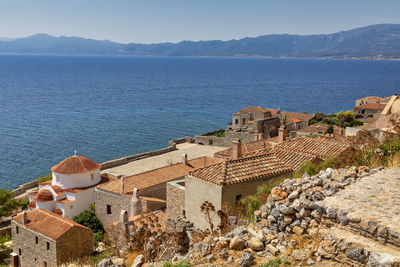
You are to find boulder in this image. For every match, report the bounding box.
[237,252,254,267]
[246,237,264,251]
[229,237,246,250]
[271,188,288,201]
[132,255,145,267]
[97,259,113,267]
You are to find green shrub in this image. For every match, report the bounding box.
[259,256,290,267]
[300,161,318,176]
[213,131,225,138]
[73,207,104,245]
[162,260,190,267]
[0,189,19,217]
[37,173,52,184]
[240,195,260,221]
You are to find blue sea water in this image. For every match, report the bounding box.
[0,55,399,189]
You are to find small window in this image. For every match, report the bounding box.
[242,118,246,124]
[107,204,112,214]
[35,236,38,244]
[44,261,47,267]
[235,119,239,124]
[18,248,21,256]
[46,242,50,250]
[16,226,19,234]
[182,209,186,216]
[235,195,242,206]
[91,173,94,181]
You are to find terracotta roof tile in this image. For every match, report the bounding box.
[214,138,275,159]
[51,155,101,174]
[139,196,166,203]
[13,209,91,240]
[276,136,350,160]
[282,111,313,122]
[189,153,292,186]
[354,103,386,110]
[240,106,280,114]
[28,200,36,208]
[97,156,221,194]
[36,189,54,202]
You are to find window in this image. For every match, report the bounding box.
[44,261,47,267]
[182,209,186,216]
[235,119,239,124]
[242,118,246,124]
[16,226,19,234]
[18,248,21,256]
[235,195,242,206]
[46,242,50,250]
[107,204,112,214]
[91,173,94,181]
[35,236,38,244]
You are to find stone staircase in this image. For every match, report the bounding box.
[316,167,400,266]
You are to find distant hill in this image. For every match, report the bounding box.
[1,24,400,59]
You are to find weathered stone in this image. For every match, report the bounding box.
[112,258,124,266]
[311,210,322,220]
[233,226,248,237]
[299,208,312,218]
[326,207,338,219]
[345,246,367,263]
[266,244,279,255]
[293,226,305,235]
[229,237,246,250]
[338,210,349,226]
[271,188,288,200]
[292,249,308,261]
[277,204,295,215]
[97,259,113,267]
[288,190,299,200]
[237,252,254,267]
[218,248,228,259]
[132,255,144,267]
[205,254,215,262]
[307,258,315,265]
[293,199,302,211]
[367,252,397,267]
[254,210,262,221]
[246,237,264,251]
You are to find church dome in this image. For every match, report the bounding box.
[36,189,54,202]
[51,155,101,175]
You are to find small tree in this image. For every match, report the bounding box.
[0,189,18,217]
[73,205,104,245]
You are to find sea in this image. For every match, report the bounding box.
[0,55,399,189]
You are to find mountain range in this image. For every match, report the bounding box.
[1,24,400,59]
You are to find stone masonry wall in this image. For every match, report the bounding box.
[95,188,132,229]
[166,180,185,220]
[11,220,57,267]
[56,227,93,265]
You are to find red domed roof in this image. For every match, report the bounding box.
[36,189,54,202]
[51,155,101,175]
[53,207,63,216]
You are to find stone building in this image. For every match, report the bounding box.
[184,153,293,229]
[281,111,314,133]
[27,154,110,219]
[354,103,386,120]
[355,96,390,107]
[95,156,221,228]
[296,123,344,137]
[195,106,281,147]
[11,209,93,267]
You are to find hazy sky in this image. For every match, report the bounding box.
[1,0,400,43]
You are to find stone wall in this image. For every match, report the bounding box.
[11,220,57,267]
[56,227,93,265]
[166,180,185,220]
[95,188,132,228]
[168,137,195,147]
[12,179,39,197]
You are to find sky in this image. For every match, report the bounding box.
[1,0,400,44]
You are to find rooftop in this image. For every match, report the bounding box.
[214,137,278,159]
[354,103,387,110]
[13,209,91,240]
[297,123,344,135]
[51,155,101,175]
[240,106,280,114]
[98,156,221,194]
[357,96,387,102]
[282,111,314,122]
[101,143,226,177]
[189,153,292,186]
[275,136,351,160]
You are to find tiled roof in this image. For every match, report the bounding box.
[288,118,302,123]
[242,148,317,172]
[214,138,275,159]
[275,137,350,160]
[240,106,280,114]
[189,153,292,186]
[56,199,75,204]
[298,123,344,135]
[357,96,385,102]
[13,209,91,240]
[139,196,166,203]
[282,111,314,122]
[97,156,221,194]
[354,103,386,110]
[36,189,54,202]
[28,200,36,208]
[51,155,101,174]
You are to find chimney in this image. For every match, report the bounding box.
[232,138,242,160]
[22,211,27,225]
[182,154,188,165]
[278,126,287,143]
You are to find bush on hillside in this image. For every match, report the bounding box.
[73,205,104,245]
